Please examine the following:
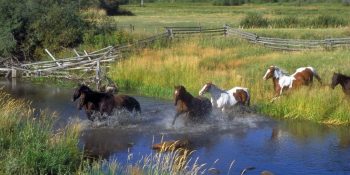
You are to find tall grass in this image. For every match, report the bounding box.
[0,91,83,174]
[79,141,216,175]
[109,36,350,124]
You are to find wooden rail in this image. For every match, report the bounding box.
[226,26,350,50]
[2,25,350,79]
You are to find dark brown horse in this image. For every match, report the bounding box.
[73,84,141,121]
[73,84,115,121]
[331,72,350,96]
[172,85,212,125]
[263,66,322,98]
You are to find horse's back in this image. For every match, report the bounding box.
[115,94,141,112]
[192,96,212,116]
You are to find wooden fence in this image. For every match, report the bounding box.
[226,26,350,51]
[2,25,350,80]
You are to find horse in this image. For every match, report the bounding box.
[172,85,212,125]
[331,72,350,96]
[198,82,250,112]
[73,84,141,121]
[114,94,141,113]
[72,84,116,121]
[263,65,322,98]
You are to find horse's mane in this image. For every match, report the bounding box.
[337,73,350,79]
[273,66,289,78]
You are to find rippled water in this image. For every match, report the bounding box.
[2,79,350,174]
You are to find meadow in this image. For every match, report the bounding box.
[105,2,350,125]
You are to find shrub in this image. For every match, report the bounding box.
[240,13,269,28]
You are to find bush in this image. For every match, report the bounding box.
[0,0,87,61]
[240,13,269,28]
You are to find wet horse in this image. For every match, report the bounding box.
[72,84,116,121]
[331,72,350,96]
[263,66,322,99]
[198,82,250,112]
[73,84,141,121]
[172,85,212,125]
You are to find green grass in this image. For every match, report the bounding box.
[107,2,350,34]
[0,91,82,174]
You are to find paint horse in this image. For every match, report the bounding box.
[72,84,116,121]
[198,82,250,113]
[331,72,350,96]
[263,66,322,99]
[172,85,212,125]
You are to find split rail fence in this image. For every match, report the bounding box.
[1,25,350,81]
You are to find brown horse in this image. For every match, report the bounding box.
[73,84,141,121]
[263,66,322,98]
[172,85,212,125]
[73,84,115,121]
[331,72,350,96]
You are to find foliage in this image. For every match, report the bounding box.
[0,0,86,61]
[0,91,82,174]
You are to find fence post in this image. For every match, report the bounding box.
[96,59,101,90]
[325,38,334,49]
[223,24,228,36]
[166,28,174,39]
[254,35,259,44]
[11,67,17,78]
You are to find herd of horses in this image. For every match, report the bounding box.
[72,65,350,124]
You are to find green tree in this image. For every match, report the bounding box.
[0,0,86,61]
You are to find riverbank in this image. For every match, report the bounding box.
[109,36,350,125]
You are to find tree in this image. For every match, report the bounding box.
[0,0,86,61]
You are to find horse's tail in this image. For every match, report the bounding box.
[311,67,322,85]
[246,89,250,106]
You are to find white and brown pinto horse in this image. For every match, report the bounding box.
[263,65,322,100]
[199,82,250,112]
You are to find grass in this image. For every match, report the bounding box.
[109,35,350,125]
[0,91,83,174]
[78,141,224,175]
[109,2,350,34]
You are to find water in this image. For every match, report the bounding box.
[2,79,350,174]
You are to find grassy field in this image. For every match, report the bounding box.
[109,35,350,125]
[105,2,350,125]
[112,2,350,34]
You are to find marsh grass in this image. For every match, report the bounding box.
[110,35,350,124]
[0,91,82,174]
[80,141,216,175]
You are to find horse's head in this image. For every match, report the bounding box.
[72,84,91,102]
[174,85,187,106]
[331,72,340,89]
[199,82,212,96]
[263,66,276,80]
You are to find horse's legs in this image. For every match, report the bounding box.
[172,112,183,125]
